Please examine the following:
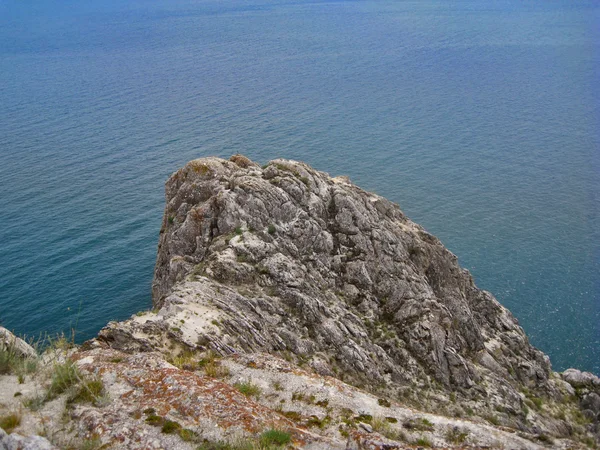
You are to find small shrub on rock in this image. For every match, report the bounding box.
[234,381,261,398]
[48,360,80,399]
[260,429,291,446]
[161,419,182,434]
[403,417,434,432]
[145,414,165,427]
[378,398,391,407]
[446,426,469,444]
[371,416,406,441]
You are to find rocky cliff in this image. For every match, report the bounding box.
[1,155,599,449]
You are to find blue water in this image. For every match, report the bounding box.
[0,0,598,375]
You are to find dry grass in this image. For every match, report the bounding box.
[168,350,196,370]
[371,416,406,441]
[204,361,230,378]
[67,377,106,405]
[199,352,230,378]
[0,412,21,434]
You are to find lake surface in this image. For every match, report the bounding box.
[0,0,598,375]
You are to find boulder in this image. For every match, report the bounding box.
[0,327,36,359]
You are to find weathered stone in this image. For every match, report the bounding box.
[582,393,600,414]
[0,326,36,359]
[140,156,556,422]
[358,422,373,433]
[562,368,600,389]
[0,428,56,450]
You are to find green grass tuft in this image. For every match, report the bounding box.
[234,381,261,398]
[178,428,199,442]
[168,350,196,370]
[486,415,500,426]
[24,395,45,411]
[47,360,80,399]
[259,429,291,446]
[0,348,17,375]
[145,414,165,426]
[415,437,432,447]
[161,419,182,434]
[68,378,105,405]
[403,417,434,431]
[79,436,103,450]
[378,398,391,407]
[371,416,406,441]
[446,426,469,444]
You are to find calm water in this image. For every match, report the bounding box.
[0,0,598,375]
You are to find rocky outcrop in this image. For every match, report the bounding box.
[96,155,597,444]
[562,369,600,390]
[148,156,549,391]
[561,369,600,426]
[2,155,598,448]
[0,343,569,450]
[0,428,55,450]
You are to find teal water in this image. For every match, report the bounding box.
[0,0,598,374]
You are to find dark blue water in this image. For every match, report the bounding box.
[0,0,598,374]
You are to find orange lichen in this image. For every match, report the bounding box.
[75,349,302,434]
[230,154,253,168]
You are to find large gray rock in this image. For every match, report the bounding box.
[582,393,600,415]
[562,368,600,389]
[0,428,56,450]
[0,327,36,359]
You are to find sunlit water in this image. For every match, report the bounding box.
[0,0,598,374]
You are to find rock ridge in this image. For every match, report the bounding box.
[148,155,550,392]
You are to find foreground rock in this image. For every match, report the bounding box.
[2,155,598,448]
[0,428,55,450]
[0,344,576,449]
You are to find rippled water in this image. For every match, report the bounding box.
[0,0,598,374]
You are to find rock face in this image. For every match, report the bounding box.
[154,157,548,389]
[99,156,588,436]
[0,428,55,450]
[152,156,549,386]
